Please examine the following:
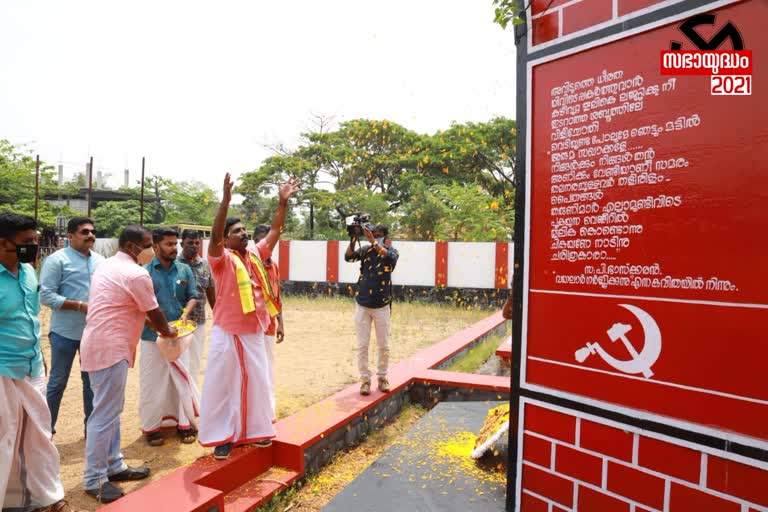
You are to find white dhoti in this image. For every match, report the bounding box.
[188,324,207,386]
[264,334,276,422]
[198,326,274,446]
[0,375,65,510]
[139,340,200,433]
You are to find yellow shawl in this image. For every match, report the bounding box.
[231,250,280,317]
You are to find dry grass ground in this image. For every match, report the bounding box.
[41,296,488,511]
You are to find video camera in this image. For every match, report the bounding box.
[345,212,375,239]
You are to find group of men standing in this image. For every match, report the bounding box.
[0,173,299,510]
[1,169,420,510]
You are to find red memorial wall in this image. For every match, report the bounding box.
[516,1,768,510]
[523,0,767,444]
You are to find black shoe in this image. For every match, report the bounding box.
[178,428,197,444]
[85,481,124,503]
[253,439,272,447]
[214,442,232,460]
[108,466,150,482]
[145,431,164,446]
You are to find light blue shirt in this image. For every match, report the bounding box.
[40,246,104,340]
[0,262,43,380]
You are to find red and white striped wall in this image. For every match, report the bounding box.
[220,240,513,289]
[519,398,768,512]
[284,240,512,289]
[93,239,514,289]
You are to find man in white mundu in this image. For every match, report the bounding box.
[251,224,284,422]
[199,173,300,460]
[177,229,216,386]
[139,227,200,446]
[0,212,74,512]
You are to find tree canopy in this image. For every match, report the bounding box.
[1,115,516,242]
[0,140,75,228]
[238,117,516,241]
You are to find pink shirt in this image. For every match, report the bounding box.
[80,251,159,372]
[208,240,272,335]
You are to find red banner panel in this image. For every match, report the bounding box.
[525,0,767,443]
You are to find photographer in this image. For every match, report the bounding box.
[344,223,399,396]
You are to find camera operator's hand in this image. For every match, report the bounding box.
[362,227,375,245]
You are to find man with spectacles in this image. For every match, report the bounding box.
[40,217,104,438]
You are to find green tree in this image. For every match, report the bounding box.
[492,0,527,29]
[92,200,144,238]
[144,176,170,224]
[431,183,513,242]
[240,114,341,239]
[235,194,300,235]
[398,178,448,240]
[239,116,517,241]
[325,119,424,199]
[164,180,218,225]
[421,118,516,198]
[0,140,71,228]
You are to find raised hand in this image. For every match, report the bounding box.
[222,173,235,203]
[278,178,302,203]
[363,227,375,244]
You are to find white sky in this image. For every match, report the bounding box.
[0,0,516,192]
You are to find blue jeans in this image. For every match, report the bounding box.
[46,331,94,434]
[83,360,129,491]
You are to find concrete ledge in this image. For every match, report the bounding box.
[101,310,510,511]
[496,335,512,366]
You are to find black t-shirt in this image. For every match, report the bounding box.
[345,243,399,308]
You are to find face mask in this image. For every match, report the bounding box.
[375,237,385,245]
[7,242,39,264]
[127,242,153,263]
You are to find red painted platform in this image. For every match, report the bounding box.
[101,311,508,511]
[496,335,512,366]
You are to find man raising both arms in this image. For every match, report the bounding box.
[199,173,300,460]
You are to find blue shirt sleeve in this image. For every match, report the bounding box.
[384,246,399,265]
[39,253,66,309]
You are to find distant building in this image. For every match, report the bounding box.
[44,188,141,215]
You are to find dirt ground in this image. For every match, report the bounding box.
[40,296,488,511]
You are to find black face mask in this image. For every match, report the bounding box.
[6,242,39,264]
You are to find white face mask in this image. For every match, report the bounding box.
[375,237,385,245]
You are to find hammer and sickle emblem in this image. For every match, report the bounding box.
[574,304,662,379]
[670,13,744,50]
